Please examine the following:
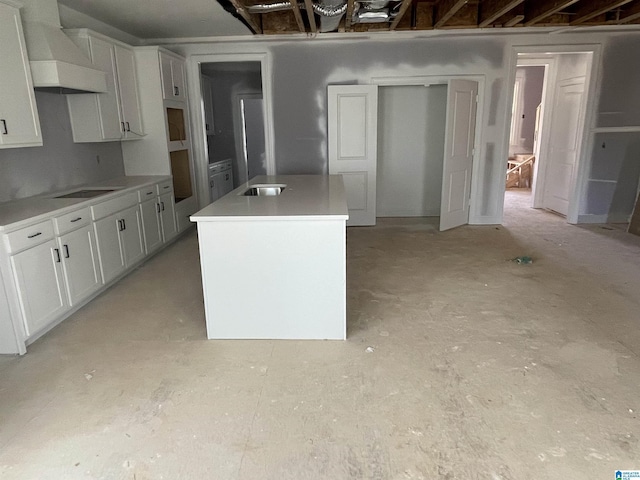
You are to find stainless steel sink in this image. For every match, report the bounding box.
[54,189,117,199]
[242,184,286,196]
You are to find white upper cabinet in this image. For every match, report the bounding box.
[66,30,144,142]
[0,1,42,148]
[201,75,214,136]
[160,51,186,101]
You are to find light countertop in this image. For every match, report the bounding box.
[191,175,349,222]
[0,176,170,230]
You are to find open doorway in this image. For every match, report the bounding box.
[505,64,545,210]
[504,50,595,223]
[376,84,447,218]
[199,61,266,202]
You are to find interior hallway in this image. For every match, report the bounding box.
[1,195,640,479]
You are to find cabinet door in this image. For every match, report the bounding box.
[209,174,220,203]
[0,3,41,148]
[171,59,186,101]
[90,37,123,140]
[120,205,145,266]
[159,192,177,242]
[202,75,214,135]
[94,214,126,284]
[221,170,234,196]
[11,240,67,336]
[140,198,162,254]
[59,226,102,306]
[114,45,143,139]
[160,52,174,100]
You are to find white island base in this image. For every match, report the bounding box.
[191,175,348,340]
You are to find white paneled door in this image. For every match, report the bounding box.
[440,79,478,231]
[328,85,378,226]
[543,78,585,216]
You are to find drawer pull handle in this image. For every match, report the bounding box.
[1,119,7,135]
[54,248,61,263]
[27,232,42,239]
[156,203,161,213]
[63,245,70,258]
[161,202,165,211]
[163,185,170,189]
[146,191,153,195]
[126,122,131,132]
[70,217,82,223]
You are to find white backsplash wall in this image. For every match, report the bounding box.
[0,91,124,203]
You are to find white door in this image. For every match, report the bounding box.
[89,37,122,140]
[328,85,378,226]
[543,78,585,216]
[11,240,67,336]
[440,79,478,231]
[159,192,177,242]
[0,3,41,147]
[120,206,144,266]
[59,226,102,306]
[114,45,143,138]
[94,214,126,284]
[140,198,163,254]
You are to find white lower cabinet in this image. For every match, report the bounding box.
[94,206,143,284]
[11,240,67,336]
[1,177,180,354]
[58,226,102,306]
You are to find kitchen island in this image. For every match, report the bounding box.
[190,175,349,340]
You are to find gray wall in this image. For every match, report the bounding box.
[0,92,124,203]
[179,31,640,224]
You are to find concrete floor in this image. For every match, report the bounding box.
[1,190,640,479]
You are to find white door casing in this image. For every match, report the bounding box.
[440,79,478,231]
[328,85,378,226]
[543,78,585,216]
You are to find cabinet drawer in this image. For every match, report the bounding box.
[54,207,91,235]
[4,220,54,254]
[138,186,157,202]
[156,180,173,196]
[91,192,138,220]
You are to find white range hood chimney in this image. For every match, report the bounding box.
[20,0,107,93]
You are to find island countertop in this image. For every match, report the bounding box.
[190,175,349,222]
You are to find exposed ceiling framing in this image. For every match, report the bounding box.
[224,0,640,34]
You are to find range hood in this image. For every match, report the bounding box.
[20,0,107,93]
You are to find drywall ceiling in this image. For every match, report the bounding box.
[57,0,250,39]
[56,0,640,38]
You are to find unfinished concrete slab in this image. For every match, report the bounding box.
[1,195,639,479]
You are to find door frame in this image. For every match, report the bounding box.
[511,57,556,209]
[187,53,276,209]
[503,44,602,224]
[371,74,485,225]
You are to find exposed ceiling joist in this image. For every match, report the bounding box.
[615,0,640,23]
[571,0,634,25]
[303,0,317,32]
[478,0,524,27]
[345,0,355,30]
[228,0,262,33]
[523,0,579,26]
[434,0,469,28]
[288,0,306,32]
[390,0,414,30]
[503,13,524,25]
